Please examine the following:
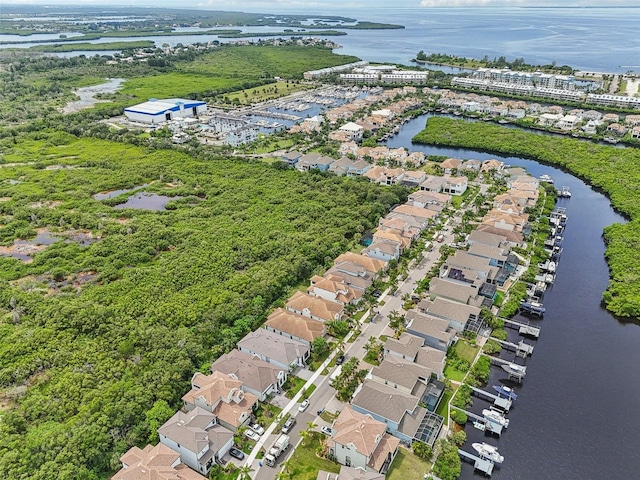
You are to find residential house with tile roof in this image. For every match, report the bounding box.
[158,407,234,476]
[265,307,326,345]
[362,239,402,262]
[286,291,344,322]
[112,443,207,480]
[405,310,456,352]
[182,371,258,431]
[416,297,482,334]
[308,276,364,306]
[327,406,399,475]
[351,379,443,447]
[316,466,385,480]
[237,329,310,370]
[210,349,288,402]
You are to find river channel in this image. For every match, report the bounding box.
[385,116,640,479]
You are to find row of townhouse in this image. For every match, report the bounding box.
[333,169,541,458]
[112,252,390,479]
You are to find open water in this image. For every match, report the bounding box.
[2,7,640,73]
[386,116,640,479]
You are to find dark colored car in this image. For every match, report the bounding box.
[335,354,346,365]
[229,447,245,460]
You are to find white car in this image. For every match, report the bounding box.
[298,399,310,412]
[249,423,264,435]
[244,429,260,441]
[320,426,333,436]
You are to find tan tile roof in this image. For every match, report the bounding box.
[157,407,230,458]
[351,380,419,424]
[114,443,198,480]
[334,252,387,275]
[308,277,363,303]
[363,240,401,257]
[238,329,310,366]
[213,390,258,428]
[367,434,400,472]
[441,158,462,169]
[371,356,433,391]
[476,225,524,244]
[373,228,410,248]
[405,311,455,344]
[421,297,481,325]
[182,371,244,408]
[265,307,326,343]
[392,204,438,220]
[286,290,344,322]
[384,332,424,360]
[330,406,387,457]
[211,349,286,394]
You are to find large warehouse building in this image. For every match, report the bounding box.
[124,98,207,124]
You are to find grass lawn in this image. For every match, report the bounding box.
[281,432,339,480]
[254,403,283,428]
[120,73,239,100]
[347,329,361,343]
[454,340,480,364]
[309,350,331,371]
[444,365,466,382]
[387,446,431,480]
[451,186,478,209]
[284,377,307,399]
[435,389,453,426]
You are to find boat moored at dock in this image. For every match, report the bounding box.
[472,442,505,464]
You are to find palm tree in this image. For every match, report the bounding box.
[236,464,253,480]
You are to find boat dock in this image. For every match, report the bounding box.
[249,109,301,122]
[458,449,495,476]
[488,337,534,357]
[450,406,504,436]
[468,385,513,412]
[485,355,527,382]
[519,300,546,316]
[501,318,541,338]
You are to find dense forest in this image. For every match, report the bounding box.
[0,132,408,479]
[413,117,640,318]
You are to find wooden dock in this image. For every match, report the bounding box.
[458,449,495,476]
[485,355,527,382]
[501,318,541,338]
[490,337,534,358]
[450,406,504,436]
[468,386,512,412]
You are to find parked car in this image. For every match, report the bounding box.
[335,354,345,365]
[298,399,310,412]
[320,426,333,436]
[244,429,260,441]
[229,447,245,460]
[281,417,296,434]
[249,423,265,435]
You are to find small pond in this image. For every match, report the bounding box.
[113,193,180,211]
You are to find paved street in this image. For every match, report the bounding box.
[249,227,459,479]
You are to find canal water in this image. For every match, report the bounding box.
[385,116,640,479]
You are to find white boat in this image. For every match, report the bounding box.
[502,362,527,375]
[472,442,505,464]
[539,174,554,184]
[482,408,510,428]
[545,273,555,284]
[547,261,556,273]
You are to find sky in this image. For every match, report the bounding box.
[2,0,639,8]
